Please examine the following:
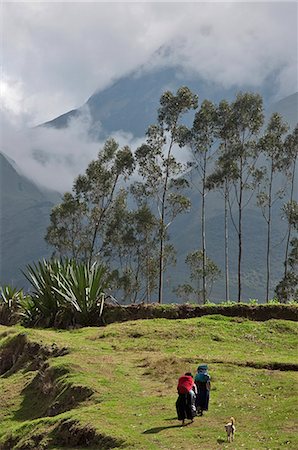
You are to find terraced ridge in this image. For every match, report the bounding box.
[0,330,124,449]
[0,316,297,449]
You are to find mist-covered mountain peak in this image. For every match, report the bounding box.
[42,65,297,140]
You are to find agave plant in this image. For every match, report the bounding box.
[0,285,27,325]
[18,295,39,326]
[54,261,110,326]
[0,285,23,306]
[23,259,71,326]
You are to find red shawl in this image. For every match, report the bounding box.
[177,375,194,394]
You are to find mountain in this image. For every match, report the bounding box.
[43,67,297,139]
[42,66,255,138]
[1,66,297,299]
[0,153,61,287]
[267,92,298,129]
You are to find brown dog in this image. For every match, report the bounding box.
[225,417,236,442]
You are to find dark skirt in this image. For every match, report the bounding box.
[176,393,194,421]
[195,383,210,411]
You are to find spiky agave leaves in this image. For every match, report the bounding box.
[54,261,110,326]
[23,259,71,326]
[0,285,28,325]
[23,259,111,327]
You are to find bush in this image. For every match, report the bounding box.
[23,259,111,327]
[55,260,111,326]
[23,259,71,326]
[0,285,28,325]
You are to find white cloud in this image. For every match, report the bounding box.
[2,2,296,125]
[1,2,296,192]
[0,106,145,192]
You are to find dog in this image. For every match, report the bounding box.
[225,417,236,442]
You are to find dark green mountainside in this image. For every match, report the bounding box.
[0,153,61,287]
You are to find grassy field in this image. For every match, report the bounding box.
[0,315,297,449]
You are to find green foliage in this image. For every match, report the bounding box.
[23,259,111,327]
[283,200,298,228]
[135,86,198,303]
[23,259,69,326]
[0,285,25,307]
[222,300,237,306]
[46,138,135,263]
[0,285,28,325]
[267,298,282,305]
[18,296,39,327]
[104,189,160,303]
[54,261,110,326]
[248,298,259,305]
[275,271,298,303]
[175,250,221,304]
[275,200,298,303]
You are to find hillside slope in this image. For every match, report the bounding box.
[0,316,297,449]
[0,153,61,287]
[267,92,298,129]
[44,67,297,138]
[43,66,236,138]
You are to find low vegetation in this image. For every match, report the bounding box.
[0,260,110,328]
[1,259,297,330]
[0,315,297,449]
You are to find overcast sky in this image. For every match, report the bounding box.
[1,1,297,191]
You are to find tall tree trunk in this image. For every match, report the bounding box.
[146,243,150,305]
[158,235,164,304]
[88,177,119,265]
[224,180,230,302]
[202,152,207,304]
[197,277,201,304]
[158,138,174,304]
[266,165,273,303]
[284,157,296,277]
[238,158,243,303]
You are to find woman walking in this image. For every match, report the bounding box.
[195,364,211,416]
[176,372,196,426]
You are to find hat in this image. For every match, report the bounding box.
[185,372,193,377]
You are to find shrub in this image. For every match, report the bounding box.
[0,285,28,325]
[248,298,259,305]
[23,259,111,327]
[55,261,111,326]
[23,259,70,326]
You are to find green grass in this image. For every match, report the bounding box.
[0,316,297,449]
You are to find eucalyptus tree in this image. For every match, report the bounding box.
[45,192,90,260]
[205,100,238,302]
[257,113,289,302]
[135,86,198,304]
[187,100,218,304]
[275,200,298,302]
[228,92,264,302]
[282,125,298,278]
[174,250,221,303]
[46,138,135,263]
[104,185,159,303]
[130,181,162,303]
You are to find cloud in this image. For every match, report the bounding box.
[1,2,296,193]
[0,106,145,193]
[2,2,297,126]
[152,3,297,97]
